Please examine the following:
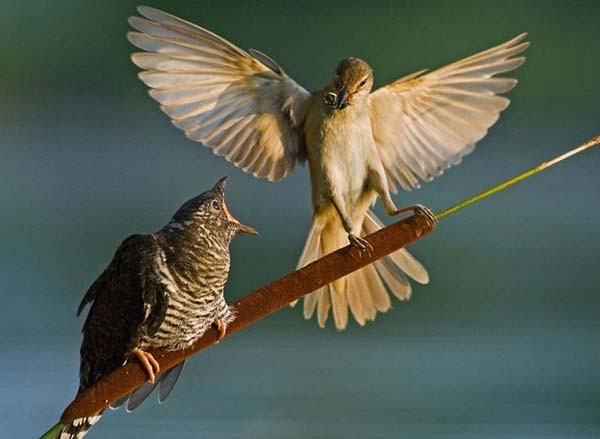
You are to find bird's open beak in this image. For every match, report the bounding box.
[213,176,228,194]
[336,89,349,109]
[224,202,257,234]
[214,177,257,234]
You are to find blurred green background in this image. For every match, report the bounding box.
[2,1,599,437]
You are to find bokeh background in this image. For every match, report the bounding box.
[2,1,599,437]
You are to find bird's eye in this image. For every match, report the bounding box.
[359,78,368,88]
[211,200,220,211]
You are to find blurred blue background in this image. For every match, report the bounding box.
[2,1,599,437]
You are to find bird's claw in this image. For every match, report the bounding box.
[213,318,227,343]
[412,204,438,225]
[131,348,160,384]
[391,204,438,225]
[348,234,373,254]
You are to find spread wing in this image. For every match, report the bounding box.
[128,6,311,182]
[368,33,529,192]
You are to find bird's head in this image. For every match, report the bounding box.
[324,57,373,110]
[165,177,256,244]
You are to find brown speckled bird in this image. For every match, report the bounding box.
[59,178,256,439]
[127,6,528,330]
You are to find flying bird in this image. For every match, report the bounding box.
[127,6,528,330]
[60,178,256,439]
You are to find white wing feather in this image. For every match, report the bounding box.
[128,6,310,181]
[368,33,529,192]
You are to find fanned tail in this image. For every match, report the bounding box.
[296,210,428,330]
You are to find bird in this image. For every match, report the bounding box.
[59,177,256,439]
[127,6,528,330]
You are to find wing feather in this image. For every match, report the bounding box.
[368,33,528,192]
[129,6,311,181]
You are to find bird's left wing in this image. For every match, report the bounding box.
[78,234,170,390]
[368,33,529,192]
[128,6,311,182]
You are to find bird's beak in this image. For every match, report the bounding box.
[237,223,258,235]
[224,202,257,234]
[336,89,349,109]
[213,176,228,194]
[213,176,257,234]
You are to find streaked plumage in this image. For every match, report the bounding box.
[128,6,528,329]
[59,178,255,439]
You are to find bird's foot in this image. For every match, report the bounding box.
[348,234,374,254]
[213,318,227,344]
[131,348,160,384]
[390,204,438,225]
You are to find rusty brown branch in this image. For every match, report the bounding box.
[60,212,436,422]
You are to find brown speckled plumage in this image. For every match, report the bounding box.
[60,178,254,439]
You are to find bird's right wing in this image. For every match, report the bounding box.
[368,33,529,192]
[128,6,311,182]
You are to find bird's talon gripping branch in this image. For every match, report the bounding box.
[391,204,437,225]
[348,234,374,254]
[131,348,160,383]
[414,204,438,225]
[213,318,227,343]
[415,204,438,226]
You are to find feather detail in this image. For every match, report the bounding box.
[298,210,428,330]
[368,33,528,192]
[128,6,311,182]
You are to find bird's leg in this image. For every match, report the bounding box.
[213,318,227,343]
[130,348,160,384]
[370,167,437,225]
[388,204,438,225]
[330,192,373,253]
[348,233,373,253]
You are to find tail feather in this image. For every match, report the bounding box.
[387,250,429,284]
[58,413,103,439]
[303,285,322,319]
[296,221,322,270]
[363,210,429,284]
[346,272,367,326]
[317,286,331,328]
[329,283,349,329]
[126,381,159,412]
[126,360,186,411]
[291,222,323,308]
[158,361,185,403]
[351,266,376,323]
[362,263,391,312]
[375,257,411,301]
[297,210,429,330]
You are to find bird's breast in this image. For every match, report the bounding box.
[141,249,230,351]
[304,104,375,210]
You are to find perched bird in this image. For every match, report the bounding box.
[60,178,256,439]
[127,6,528,330]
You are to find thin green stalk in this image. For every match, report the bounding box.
[436,135,600,220]
[39,422,65,439]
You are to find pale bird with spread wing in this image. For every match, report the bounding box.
[128,6,528,330]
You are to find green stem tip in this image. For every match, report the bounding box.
[435,135,600,221]
[39,422,65,439]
